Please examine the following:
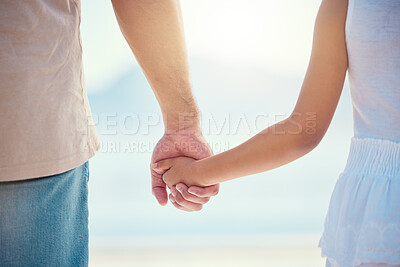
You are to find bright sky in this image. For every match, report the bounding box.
[81,0,321,91]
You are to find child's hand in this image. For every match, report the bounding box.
[153,156,206,188]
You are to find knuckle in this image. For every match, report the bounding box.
[202,197,210,204]
[194,205,203,212]
[174,193,185,204]
[181,190,192,200]
[212,187,219,195]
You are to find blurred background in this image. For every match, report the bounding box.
[81,0,353,266]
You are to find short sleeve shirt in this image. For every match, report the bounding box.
[0,0,100,181]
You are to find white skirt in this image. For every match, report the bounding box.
[318,137,400,266]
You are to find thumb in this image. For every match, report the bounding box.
[151,158,173,174]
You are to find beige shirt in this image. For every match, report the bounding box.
[0,0,100,181]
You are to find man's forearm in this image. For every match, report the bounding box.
[111,0,199,132]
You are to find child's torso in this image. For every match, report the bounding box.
[346,0,400,142]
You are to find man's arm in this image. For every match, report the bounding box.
[111,0,219,210]
[111,0,197,130]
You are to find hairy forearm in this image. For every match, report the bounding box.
[194,115,322,186]
[111,0,199,132]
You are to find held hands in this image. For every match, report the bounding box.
[150,130,219,212]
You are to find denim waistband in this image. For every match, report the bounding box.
[343,137,400,178]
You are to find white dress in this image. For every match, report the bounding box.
[318,0,400,266]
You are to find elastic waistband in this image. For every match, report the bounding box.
[343,137,400,177]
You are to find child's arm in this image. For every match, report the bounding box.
[155,0,349,188]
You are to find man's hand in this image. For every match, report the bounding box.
[151,130,219,211]
[169,183,219,212]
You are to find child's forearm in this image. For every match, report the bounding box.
[194,116,322,186]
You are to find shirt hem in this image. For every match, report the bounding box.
[0,140,101,182]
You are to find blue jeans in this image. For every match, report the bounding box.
[0,161,89,267]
